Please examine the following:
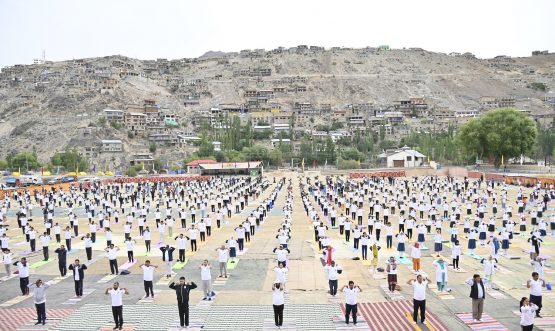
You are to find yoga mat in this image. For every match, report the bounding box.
[30,258,54,268]
[227,258,239,270]
[464,252,483,260]
[172,259,188,270]
[119,259,137,270]
[397,256,412,265]
[361,259,372,266]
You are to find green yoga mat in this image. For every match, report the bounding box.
[172,259,188,270]
[397,256,412,265]
[227,258,239,270]
[30,258,54,268]
[464,252,483,260]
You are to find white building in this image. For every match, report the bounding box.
[384,147,426,168]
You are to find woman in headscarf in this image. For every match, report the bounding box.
[432,258,449,292]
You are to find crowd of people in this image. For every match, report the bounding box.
[0,173,554,330]
[300,174,553,329]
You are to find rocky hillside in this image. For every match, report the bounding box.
[0,46,553,169]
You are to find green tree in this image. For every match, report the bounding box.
[535,126,555,164]
[457,108,537,168]
[8,151,41,171]
[149,143,157,154]
[0,160,7,170]
[278,144,293,160]
[197,135,215,158]
[299,138,314,163]
[50,149,88,172]
[341,148,365,162]
[153,158,163,171]
[269,148,283,166]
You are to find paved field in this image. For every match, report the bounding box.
[0,172,554,331]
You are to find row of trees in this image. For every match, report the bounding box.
[0,149,89,173]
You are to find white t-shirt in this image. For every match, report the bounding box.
[343,287,360,305]
[217,249,228,263]
[529,279,543,296]
[201,265,211,280]
[325,265,339,281]
[272,288,285,305]
[141,265,155,281]
[74,266,81,281]
[413,281,428,300]
[109,288,124,306]
[107,248,118,260]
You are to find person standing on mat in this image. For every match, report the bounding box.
[160,245,175,278]
[54,245,67,276]
[175,234,189,263]
[324,260,340,296]
[105,244,119,275]
[14,257,30,295]
[341,281,361,326]
[272,282,285,329]
[69,259,87,297]
[38,232,51,261]
[169,276,197,329]
[407,274,431,324]
[466,274,488,322]
[105,282,129,330]
[527,272,545,318]
[139,260,157,298]
[28,279,50,325]
[200,260,213,300]
[216,245,229,278]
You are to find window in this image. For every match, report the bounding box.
[407,156,412,161]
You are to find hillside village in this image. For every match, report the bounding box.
[0,45,554,171]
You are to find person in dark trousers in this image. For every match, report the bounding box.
[68,259,87,297]
[407,274,431,324]
[527,272,545,318]
[54,245,67,276]
[105,244,119,275]
[169,277,197,328]
[342,281,362,326]
[272,282,285,328]
[14,258,30,295]
[28,279,50,325]
[105,282,129,330]
[139,260,157,298]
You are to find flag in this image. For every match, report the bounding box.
[301,158,305,172]
[501,155,504,165]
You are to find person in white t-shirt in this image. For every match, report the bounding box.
[200,260,213,300]
[273,262,288,288]
[341,281,362,326]
[324,261,340,296]
[407,274,431,324]
[105,282,129,330]
[527,272,545,318]
[104,244,119,275]
[272,282,285,328]
[139,260,157,298]
[216,245,229,278]
[2,249,12,276]
[520,297,539,331]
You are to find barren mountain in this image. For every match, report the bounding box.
[0,46,553,170]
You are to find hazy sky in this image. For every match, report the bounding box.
[1,0,554,67]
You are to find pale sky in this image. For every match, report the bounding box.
[1,0,554,68]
